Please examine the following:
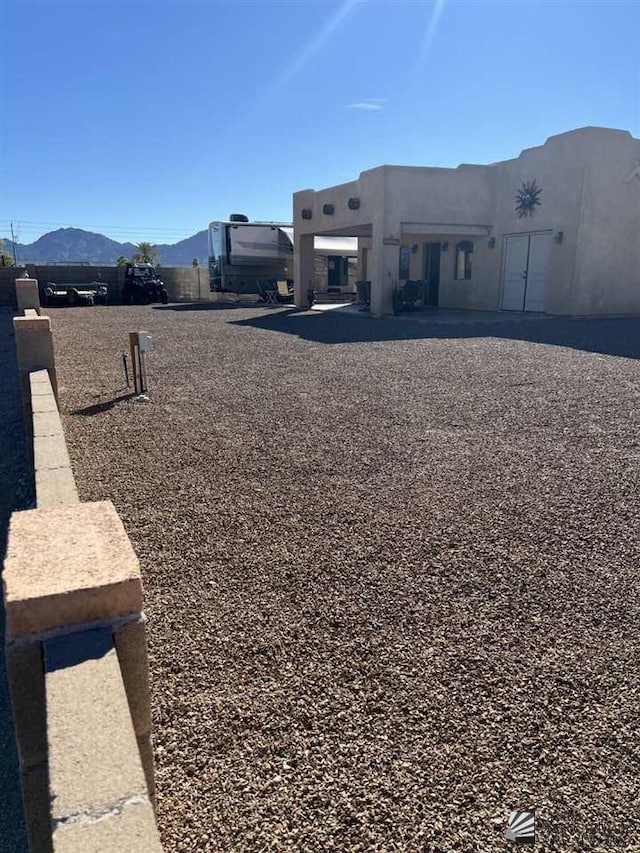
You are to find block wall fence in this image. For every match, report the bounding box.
[3,278,163,851]
[0,265,212,306]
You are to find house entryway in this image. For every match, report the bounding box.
[501,233,551,312]
[423,242,441,306]
[327,255,349,289]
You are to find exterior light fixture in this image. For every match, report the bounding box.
[488,237,496,248]
[555,231,564,244]
[441,241,449,252]
[301,209,312,220]
[348,197,360,210]
[322,203,334,215]
[411,244,418,254]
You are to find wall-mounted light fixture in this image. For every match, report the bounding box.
[441,241,449,252]
[555,230,564,244]
[411,244,418,254]
[488,237,496,249]
[301,208,312,220]
[322,203,334,215]
[348,197,360,210]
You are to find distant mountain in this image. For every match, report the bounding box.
[1,227,209,266]
[155,231,209,266]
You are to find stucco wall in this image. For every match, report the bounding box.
[294,169,384,239]
[571,130,640,314]
[384,164,494,229]
[491,130,589,314]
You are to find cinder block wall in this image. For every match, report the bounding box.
[157,265,211,301]
[4,282,163,851]
[0,264,212,304]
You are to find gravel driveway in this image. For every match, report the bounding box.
[51,304,640,852]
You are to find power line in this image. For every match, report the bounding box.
[0,218,201,233]
[0,218,202,231]
[0,218,204,243]
[2,231,199,242]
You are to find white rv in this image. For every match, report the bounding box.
[208,215,356,297]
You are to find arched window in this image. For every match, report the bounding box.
[455,241,473,280]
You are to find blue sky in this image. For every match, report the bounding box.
[2,0,639,245]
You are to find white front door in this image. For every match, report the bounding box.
[501,235,529,311]
[524,234,551,312]
[501,233,551,312]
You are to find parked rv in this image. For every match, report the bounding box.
[208,215,357,299]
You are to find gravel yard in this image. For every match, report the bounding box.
[52,304,640,852]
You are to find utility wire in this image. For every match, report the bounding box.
[0,218,204,243]
[0,218,201,232]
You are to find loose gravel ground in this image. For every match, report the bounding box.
[51,304,640,852]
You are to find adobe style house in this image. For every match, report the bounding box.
[293,127,640,317]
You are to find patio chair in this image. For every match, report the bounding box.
[355,280,371,307]
[257,282,279,304]
[276,280,293,303]
[401,280,420,309]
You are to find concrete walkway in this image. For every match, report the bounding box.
[0,308,32,852]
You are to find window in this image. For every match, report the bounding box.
[455,241,473,280]
[209,224,223,260]
[399,246,411,280]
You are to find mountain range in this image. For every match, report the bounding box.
[1,227,208,266]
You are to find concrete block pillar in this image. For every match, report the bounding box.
[369,221,399,317]
[294,233,315,309]
[13,314,58,434]
[3,501,157,847]
[15,277,41,313]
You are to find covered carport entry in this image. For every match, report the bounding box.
[314,236,359,296]
[295,223,373,310]
[294,164,494,316]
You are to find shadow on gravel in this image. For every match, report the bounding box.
[230,309,640,359]
[0,309,32,852]
[153,301,262,312]
[71,392,135,416]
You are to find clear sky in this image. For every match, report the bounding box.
[2,0,639,245]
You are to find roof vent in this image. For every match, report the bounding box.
[229,214,249,223]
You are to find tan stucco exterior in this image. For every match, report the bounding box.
[293,127,640,316]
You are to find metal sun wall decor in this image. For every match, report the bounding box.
[514,179,542,218]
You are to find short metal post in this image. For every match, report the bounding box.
[128,332,141,395]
